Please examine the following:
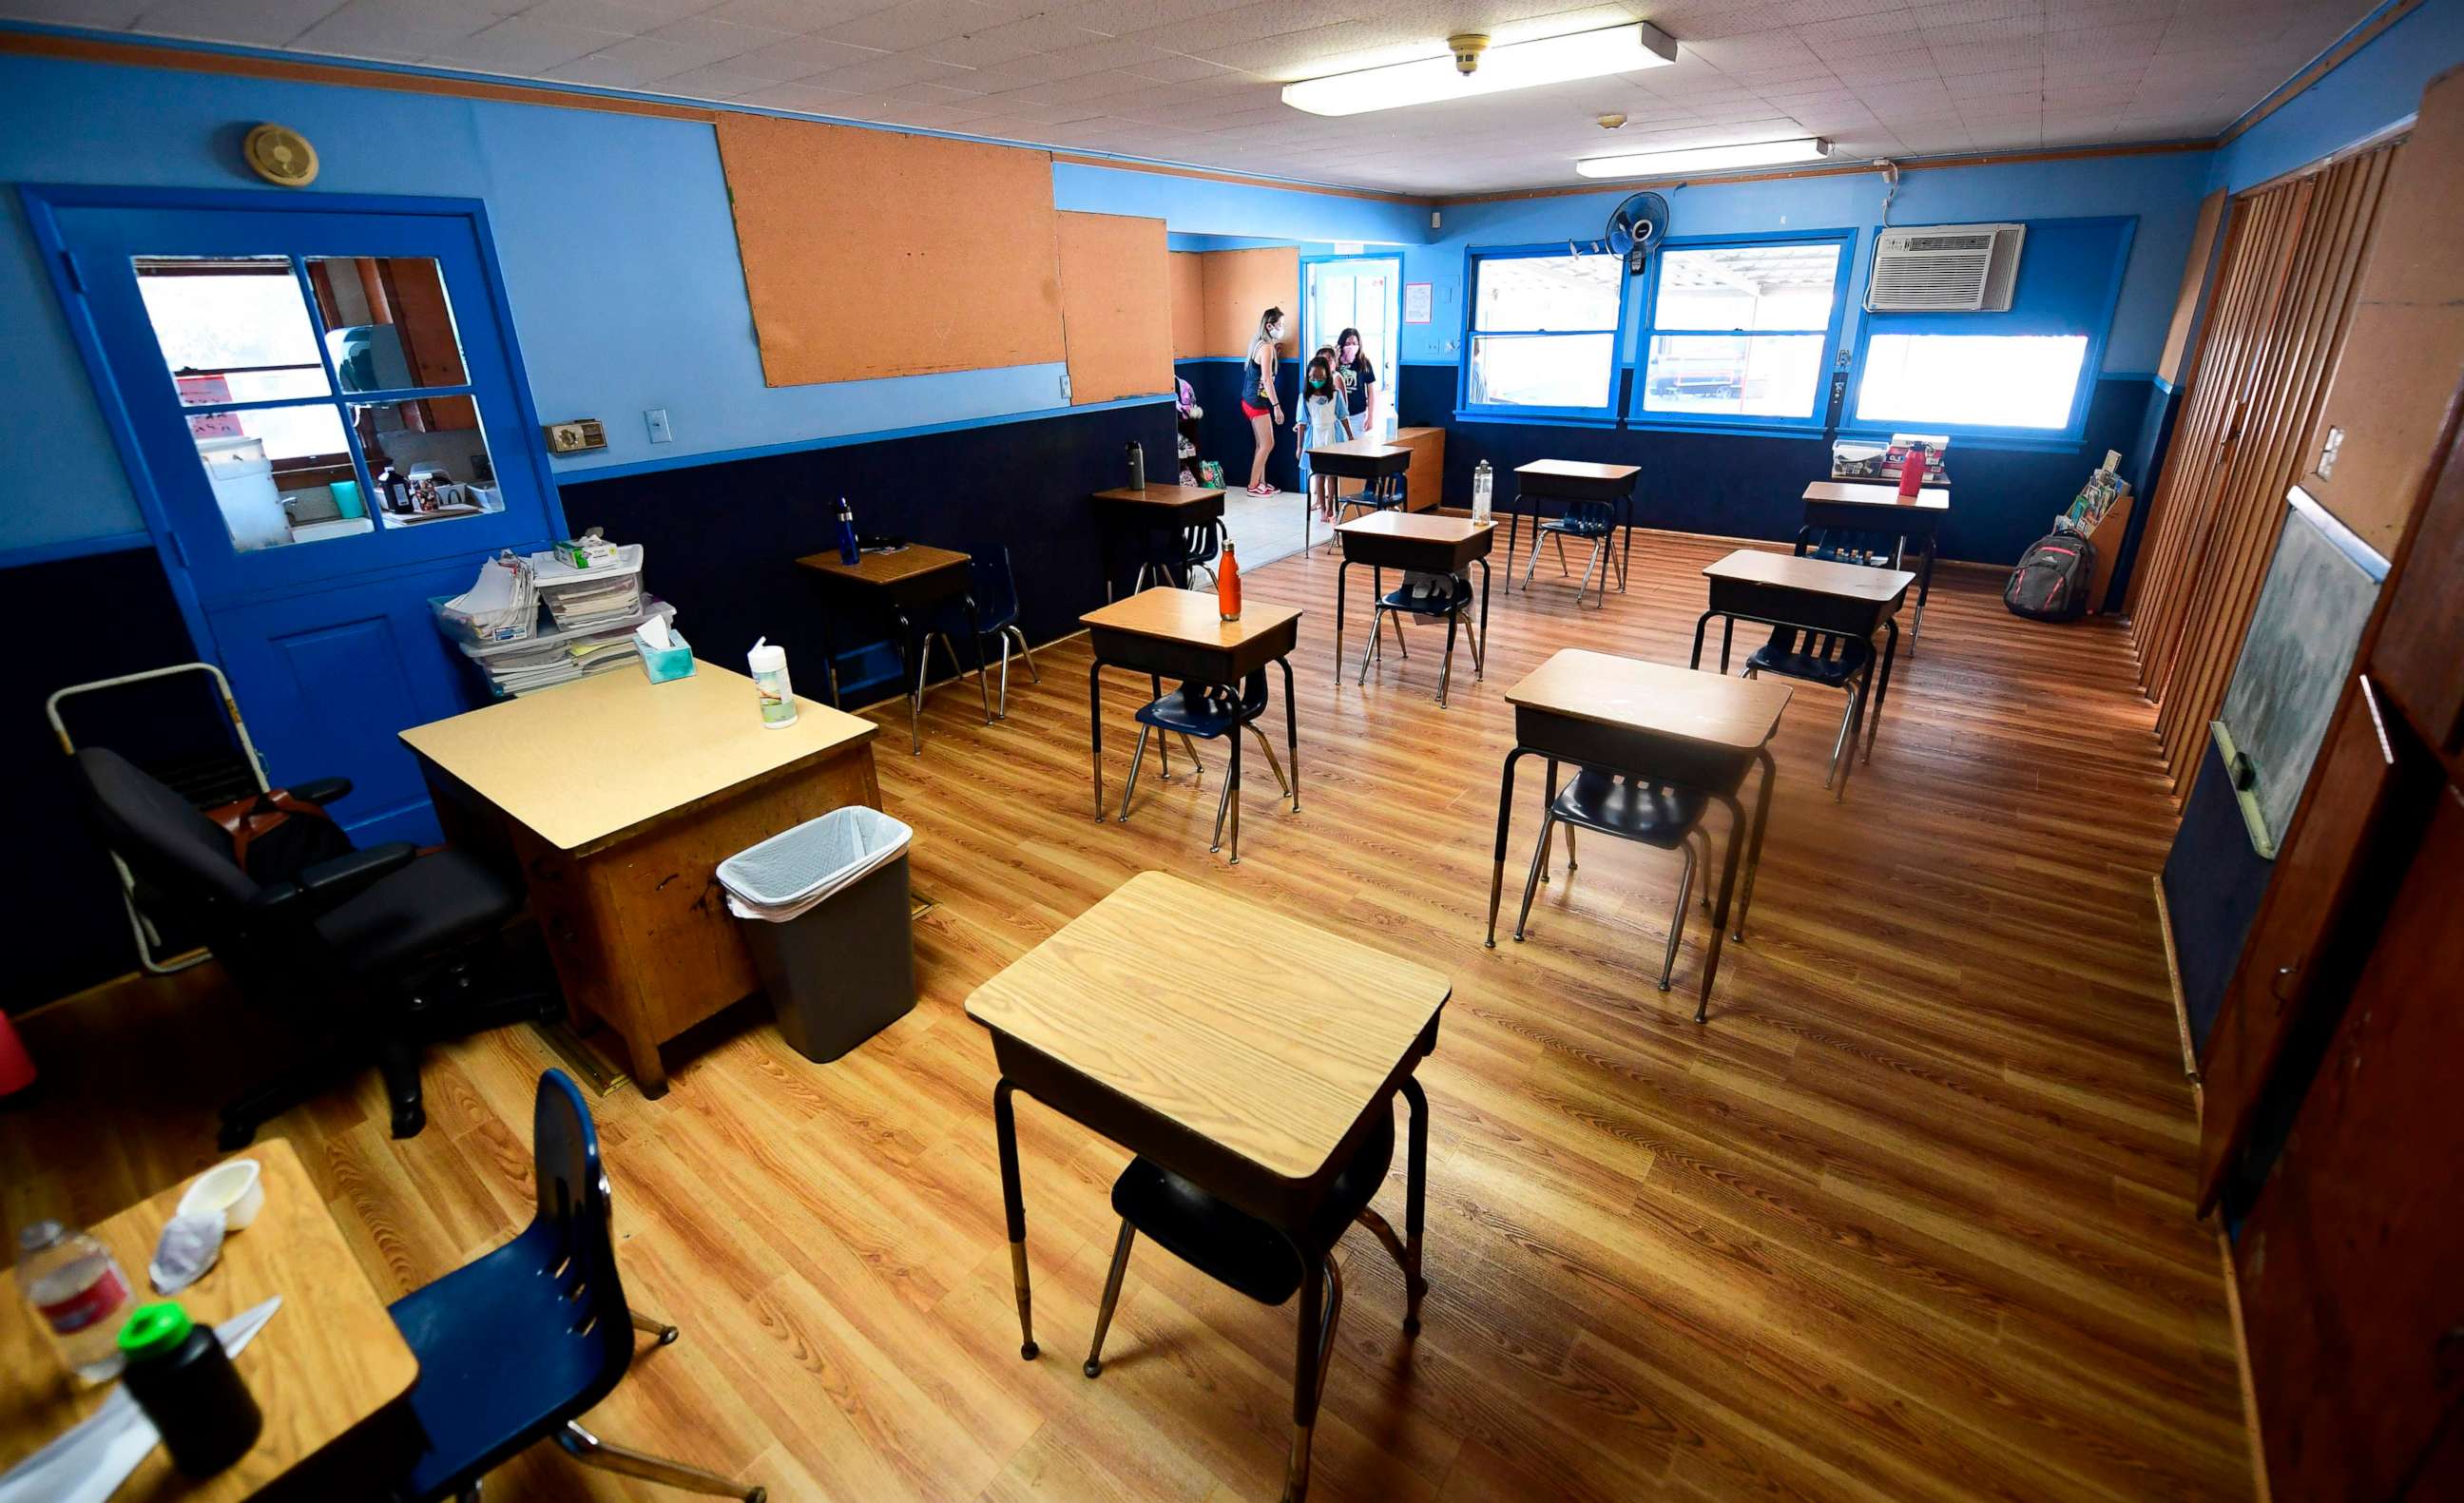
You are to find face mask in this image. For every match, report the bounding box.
[1310,378,1327,390]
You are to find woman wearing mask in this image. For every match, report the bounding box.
[1296,348,1356,528]
[1242,308,1286,496]
[1335,327,1381,441]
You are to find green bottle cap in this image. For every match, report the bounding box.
[117,1301,194,1361]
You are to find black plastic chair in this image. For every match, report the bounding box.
[1117,668,1293,862]
[1082,1089,1429,1502]
[1518,498,1617,608]
[385,1069,764,1503]
[1744,626,1879,800]
[1511,771,1717,990]
[69,747,554,1147]
[1358,572,1483,707]
[950,547,1038,719]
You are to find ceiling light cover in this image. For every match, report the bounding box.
[1281,23,1676,117]
[1576,137,1834,178]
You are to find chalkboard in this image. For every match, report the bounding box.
[2213,486,2389,857]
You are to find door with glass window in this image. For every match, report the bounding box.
[40,196,556,843]
[1304,257,1400,438]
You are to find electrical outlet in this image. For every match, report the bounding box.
[644,408,673,444]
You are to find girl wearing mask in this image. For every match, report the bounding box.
[1242,308,1286,495]
[1297,348,1356,526]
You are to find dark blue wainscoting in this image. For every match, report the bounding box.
[2105,381,2183,607]
[1395,364,2161,568]
[10,545,221,1007]
[1177,358,1299,495]
[561,399,1181,696]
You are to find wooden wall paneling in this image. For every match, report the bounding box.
[1168,252,1205,361]
[2299,69,2464,559]
[1054,211,1173,405]
[2157,188,2229,388]
[711,115,1065,386]
[1195,247,1300,359]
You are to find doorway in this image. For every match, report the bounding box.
[28,187,563,844]
[1304,255,1402,440]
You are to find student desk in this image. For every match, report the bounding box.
[1333,511,1494,705]
[402,662,880,1094]
[1508,459,1643,593]
[965,871,1447,1502]
[1304,437,1412,554]
[1489,649,1789,1018]
[795,543,991,753]
[1693,549,1915,789]
[1079,588,1299,864]
[0,1139,421,1500]
[1798,480,1949,648]
[1090,483,1225,597]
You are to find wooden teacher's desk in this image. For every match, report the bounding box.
[0,1139,420,1501]
[402,661,880,1094]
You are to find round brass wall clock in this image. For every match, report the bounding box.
[242,124,318,187]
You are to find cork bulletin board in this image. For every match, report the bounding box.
[713,114,1066,386]
[1169,251,1205,359]
[1194,246,1300,358]
[1055,212,1172,405]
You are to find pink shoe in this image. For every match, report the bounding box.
[1248,482,1276,496]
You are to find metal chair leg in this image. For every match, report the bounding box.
[1245,722,1293,800]
[1085,1220,1136,1378]
[908,636,930,756]
[1520,526,1550,591]
[993,632,1012,720]
[1356,607,1384,686]
[1554,533,1570,576]
[1011,626,1040,684]
[1280,1255,1345,1503]
[628,1308,680,1346]
[1659,839,1697,992]
[1578,537,1607,609]
[1512,812,1556,942]
[1828,686,1861,800]
[1564,821,1577,872]
[558,1421,765,1502]
[1118,723,1153,822]
[1179,733,1205,783]
[1691,828,1713,909]
[1210,745,1237,851]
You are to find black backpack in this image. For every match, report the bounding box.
[2005,530,2097,621]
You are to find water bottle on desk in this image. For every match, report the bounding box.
[835,497,859,566]
[18,1220,133,1382]
[1472,459,1493,525]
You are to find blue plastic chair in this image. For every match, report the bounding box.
[1116,667,1293,861]
[385,1070,764,1502]
[1518,498,1616,608]
[949,548,1037,719]
[1745,626,1879,800]
[1358,572,1483,707]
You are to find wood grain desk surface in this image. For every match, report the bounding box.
[1090,483,1224,507]
[1704,548,1917,603]
[793,542,971,586]
[965,872,1450,1181]
[0,1139,418,1500]
[1306,436,1410,459]
[1081,588,1300,650]
[1801,480,1951,511]
[400,660,876,852]
[1516,458,1641,481]
[1337,511,1495,544]
[1506,648,1792,750]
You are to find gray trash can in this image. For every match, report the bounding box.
[717,806,915,1063]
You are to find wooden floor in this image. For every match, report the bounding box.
[3,530,2253,1501]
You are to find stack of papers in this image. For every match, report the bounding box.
[530,544,646,629]
[460,600,676,697]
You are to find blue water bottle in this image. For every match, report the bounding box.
[835,496,859,566]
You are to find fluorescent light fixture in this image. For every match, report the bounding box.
[1576,136,1833,178]
[1281,23,1676,117]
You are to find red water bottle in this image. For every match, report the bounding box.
[1217,540,1242,622]
[1897,441,1928,498]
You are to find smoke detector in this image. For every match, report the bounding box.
[1447,33,1490,74]
[1596,113,1627,129]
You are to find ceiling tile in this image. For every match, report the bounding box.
[820,0,1000,49]
[290,0,506,61]
[0,0,150,24]
[426,14,626,69]
[131,0,348,47]
[806,48,977,90]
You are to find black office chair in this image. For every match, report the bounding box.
[70,747,556,1147]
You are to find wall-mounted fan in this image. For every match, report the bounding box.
[1605,191,1669,275]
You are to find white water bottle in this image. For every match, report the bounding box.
[1472,459,1493,525]
[748,638,797,729]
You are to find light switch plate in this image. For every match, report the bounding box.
[2318,425,2343,478]
[645,408,673,444]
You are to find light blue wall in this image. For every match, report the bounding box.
[1398,149,2217,379]
[2209,0,2464,192]
[0,48,1426,557]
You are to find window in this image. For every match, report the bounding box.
[1463,249,1623,414]
[1849,217,2135,440]
[1637,237,1849,428]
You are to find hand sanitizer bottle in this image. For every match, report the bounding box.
[748,638,796,728]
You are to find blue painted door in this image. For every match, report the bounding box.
[45,197,558,844]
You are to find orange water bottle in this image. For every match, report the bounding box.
[1897,441,1928,498]
[1217,539,1242,622]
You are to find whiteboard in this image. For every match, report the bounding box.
[2212,486,2389,857]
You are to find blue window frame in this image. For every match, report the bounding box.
[1628,229,1855,435]
[1456,244,1626,423]
[1846,215,2136,446]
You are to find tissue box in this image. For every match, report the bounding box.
[641,630,695,684]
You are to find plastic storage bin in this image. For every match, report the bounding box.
[716,807,915,1062]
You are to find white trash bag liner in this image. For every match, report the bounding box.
[718,806,913,923]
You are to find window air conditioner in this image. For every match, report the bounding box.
[1865,223,2025,312]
